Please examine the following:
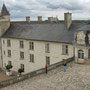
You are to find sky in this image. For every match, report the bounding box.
[0,0,90,21]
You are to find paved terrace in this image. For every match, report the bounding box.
[1,61,90,90]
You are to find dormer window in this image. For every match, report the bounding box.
[74,32,77,42]
[88,34,90,44]
[77,31,85,44]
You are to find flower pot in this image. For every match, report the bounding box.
[6,71,12,76]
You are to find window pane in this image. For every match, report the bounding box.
[62,45,68,55]
[45,43,50,53]
[78,50,84,59]
[46,56,50,65]
[8,50,11,57]
[29,42,34,50]
[88,49,90,59]
[20,41,24,48]
[3,40,5,44]
[20,52,24,59]
[7,40,11,47]
[30,54,34,63]
[21,64,24,72]
[8,61,12,65]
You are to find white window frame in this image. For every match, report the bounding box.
[88,49,90,59]
[62,45,68,55]
[20,41,24,48]
[46,56,50,65]
[29,42,34,50]
[8,61,12,65]
[7,40,11,47]
[78,50,84,59]
[20,64,24,72]
[30,54,34,63]
[8,50,11,57]
[45,43,50,53]
[20,52,24,60]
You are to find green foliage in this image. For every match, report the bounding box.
[88,21,90,25]
[18,68,24,74]
[6,64,13,71]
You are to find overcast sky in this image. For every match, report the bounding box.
[0,0,90,21]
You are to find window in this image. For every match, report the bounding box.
[20,41,24,48]
[20,64,24,72]
[3,51,5,55]
[20,52,24,59]
[45,43,50,53]
[29,42,34,50]
[30,54,34,63]
[4,63,6,67]
[78,50,84,59]
[62,45,68,55]
[46,56,50,65]
[3,40,5,44]
[88,49,90,59]
[7,40,11,47]
[8,50,11,57]
[8,61,12,65]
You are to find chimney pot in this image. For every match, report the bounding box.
[38,16,42,21]
[48,17,58,22]
[26,16,30,22]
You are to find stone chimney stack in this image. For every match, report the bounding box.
[64,12,72,30]
[26,16,30,22]
[38,16,42,21]
[48,17,52,22]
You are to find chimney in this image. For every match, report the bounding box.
[26,16,30,22]
[48,17,58,22]
[64,12,72,30]
[38,16,42,21]
[48,17,52,22]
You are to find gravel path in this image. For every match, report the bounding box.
[1,61,90,90]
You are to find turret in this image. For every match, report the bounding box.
[0,4,10,36]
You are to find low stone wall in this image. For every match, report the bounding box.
[0,57,74,89]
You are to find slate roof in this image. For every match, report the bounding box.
[76,25,90,31]
[2,22,86,44]
[1,4,10,16]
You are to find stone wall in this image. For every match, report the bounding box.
[0,57,74,89]
[2,38,74,74]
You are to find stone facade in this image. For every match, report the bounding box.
[73,29,90,64]
[0,4,10,68]
[0,3,90,75]
[1,38,74,74]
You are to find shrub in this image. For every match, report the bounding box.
[18,68,24,75]
[6,64,13,71]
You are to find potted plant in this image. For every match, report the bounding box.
[6,64,13,76]
[18,68,24,75]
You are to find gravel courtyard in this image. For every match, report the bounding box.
[1,61,90,90]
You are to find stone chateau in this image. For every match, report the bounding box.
[0,4,90,74]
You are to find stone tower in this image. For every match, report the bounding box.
[64,12,72,30]
[0,4,10,36]
[0,4,10,68]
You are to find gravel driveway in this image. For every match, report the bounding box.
[1,61,90,90]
